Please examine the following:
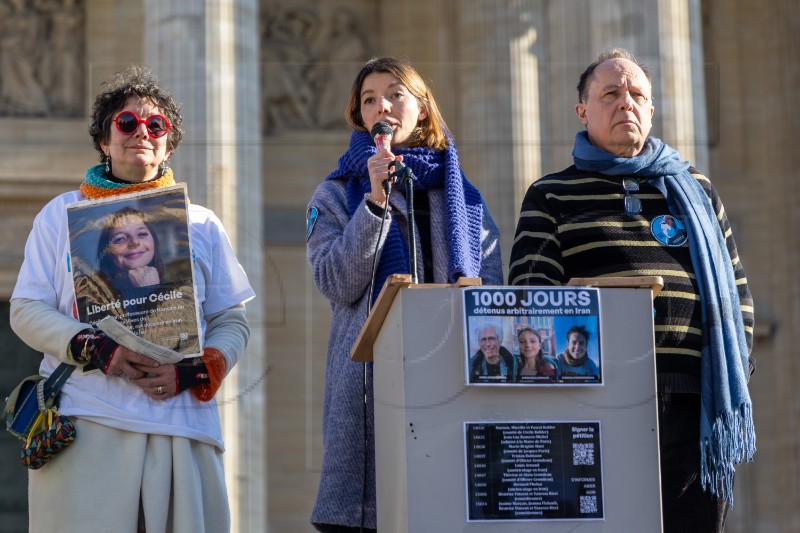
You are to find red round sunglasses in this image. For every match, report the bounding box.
[113,111,171,138]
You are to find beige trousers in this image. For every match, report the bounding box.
[29,418,230,533]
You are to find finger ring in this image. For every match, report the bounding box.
[156,386,163,395]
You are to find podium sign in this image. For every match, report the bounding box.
[463,286,603,386]
[367,279,663,532]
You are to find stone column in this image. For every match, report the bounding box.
[376,0,544,268]
[656,0,708,170]
[542,0,708,173]
[143,1,266,531]
[453,1,544,266]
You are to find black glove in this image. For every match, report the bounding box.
[70,329,119,374]
[175,357,211,394]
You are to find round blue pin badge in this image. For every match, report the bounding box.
[650,214,688,246]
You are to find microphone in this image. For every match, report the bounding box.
[366,122,395,309]
[371,121,393,153]
[370,121,394,195]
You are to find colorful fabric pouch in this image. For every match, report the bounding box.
[2,363,76,469]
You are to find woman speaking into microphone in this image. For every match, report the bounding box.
[306,56,502,532]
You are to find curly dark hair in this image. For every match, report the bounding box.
[89,65,184,161]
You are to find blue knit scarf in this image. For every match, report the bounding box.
[326,130,485,303]
[572,131,755,505]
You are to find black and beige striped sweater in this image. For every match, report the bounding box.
[508,166,754,393]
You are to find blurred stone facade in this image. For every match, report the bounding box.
[0,1,797,532]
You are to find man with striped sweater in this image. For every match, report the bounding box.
[508,48,755,533]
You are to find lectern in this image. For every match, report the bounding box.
[352,275,664,532]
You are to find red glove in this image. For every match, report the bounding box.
[175,347,227,402]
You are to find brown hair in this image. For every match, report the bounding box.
[344,57,449,150]
[566,325,590,343]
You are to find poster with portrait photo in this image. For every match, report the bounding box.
[463,287,602,385]
[66,184,201,357]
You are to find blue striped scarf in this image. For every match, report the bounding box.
[572,131,755,505]
[326,130,485,302]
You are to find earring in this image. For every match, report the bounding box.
[104,155,111,174]
[159,160,168,176]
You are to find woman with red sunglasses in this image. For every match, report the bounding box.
[9,66,254,532]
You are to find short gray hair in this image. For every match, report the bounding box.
[475,322,503,343]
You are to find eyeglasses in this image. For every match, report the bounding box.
[622,178,642,217]
[113,111,171,138]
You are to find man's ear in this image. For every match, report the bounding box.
[575,103,588,126]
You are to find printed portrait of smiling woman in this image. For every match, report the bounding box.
[98,206,164,290]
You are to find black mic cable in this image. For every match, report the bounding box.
[362,152,394,533]
[366,179,393,310]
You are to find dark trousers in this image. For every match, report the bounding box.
[313,525,376,533]
[658,392,729,533]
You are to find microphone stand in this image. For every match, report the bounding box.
[361,162,414,532]
[389,160,418,283]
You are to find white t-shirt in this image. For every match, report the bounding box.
[12,190,255,450]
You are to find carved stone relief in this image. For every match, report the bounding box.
[260,1,370,134]
[0,0,86,117]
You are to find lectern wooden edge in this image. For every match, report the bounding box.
[351,274,482,362]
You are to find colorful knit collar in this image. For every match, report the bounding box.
[80,164,176,199]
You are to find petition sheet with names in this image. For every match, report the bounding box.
[465,421,604,522]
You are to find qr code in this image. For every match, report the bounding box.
[579,495,598,514]
[572,442,595,465]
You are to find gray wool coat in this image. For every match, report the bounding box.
[306,178,503,528]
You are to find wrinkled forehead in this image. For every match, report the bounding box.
[479,328,498,338]
[592,58,652,94]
